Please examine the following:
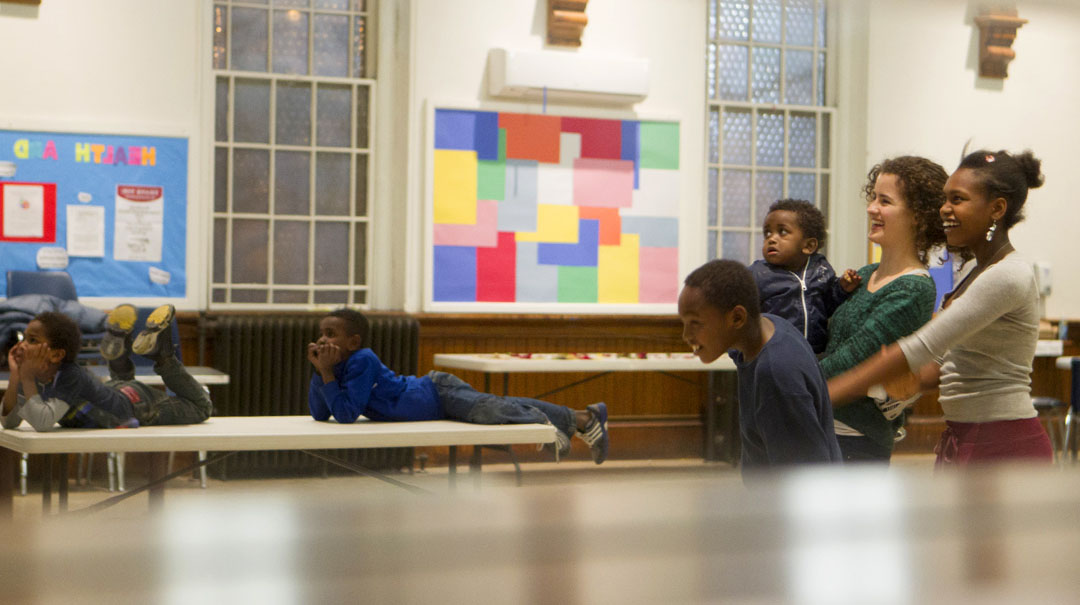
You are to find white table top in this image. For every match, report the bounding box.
[0,415,555,454]
[0,365,229,389]
[434,352,736,373]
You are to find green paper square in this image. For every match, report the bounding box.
[558,266,598,302]
[477,129,506,200]
[639,121,680,170]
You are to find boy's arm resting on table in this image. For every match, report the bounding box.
[308,354,377,423]
[1,392,70,431]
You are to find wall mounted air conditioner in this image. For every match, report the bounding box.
[487,48,649,104]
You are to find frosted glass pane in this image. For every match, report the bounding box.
[708,167,719,227]
[355,85,370,147]
[722,169,751,227]
[354,222,367,284]
[785,50,814,106]
[213,218,227,282]
[755,171,784,225]
[822,112,831,168]
[315,290,348,304]
[719,0,749,40]
[232,289,268,303]
[709,109,720,163]
[213,5,227,69]
[273,220,309,284]
[275,81,312,146]
[789,173,816,205]
[316,152,350,216]
[315,222,349,284]
[818,0,827,47]
[274,290,309,303]
[234,79,270,143]
[785,0,815,46]
[722,231,750,264]
[231,8,268,72]
[708,230,718,260]
[317,84,352,147]
[273,9,308,74]
[789,112,816,168]
[353,16,367,77]
[274,151,310,215]
[215,77,229,142]
[233,149,269,213]
[215,148,228,212]
[755,110,784,167]
[276,0,310,7]
[754,232,765,259]
[708,43,717,100]
[722,108,752,165]
[818,51,826,106]
[355,153,368,216]
[231,219,269,283]
[751,47,781,103]
[751,0,781,43]
[316,0,349,8]
[718,44,749,101]
[314,14,349,77]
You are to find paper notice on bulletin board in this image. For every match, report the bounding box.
[0,129,187,298]
[113,185,163,262]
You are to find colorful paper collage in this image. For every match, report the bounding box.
[431,109,679,305]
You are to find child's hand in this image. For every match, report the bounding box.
[7,341,23,381]
[306,342,320,367]
[839,269,862,293]
[18,342,52,383]
[311,343,344,375]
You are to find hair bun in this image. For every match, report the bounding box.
[1012,150,1045,189]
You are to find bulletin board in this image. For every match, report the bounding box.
[0,128,188,298]
[425,106,681,313]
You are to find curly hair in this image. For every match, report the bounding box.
[957,148,1044,230]
[766,198,826,247]
[684,259,760,319]
[328,307,369,342]
[863,156,948,265]
[33,312,82,363]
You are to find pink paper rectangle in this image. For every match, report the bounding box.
[639,246,679,303]
[433,199,498,247]
[572,158,633,208]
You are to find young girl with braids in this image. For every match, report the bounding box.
[828,149,1052,467]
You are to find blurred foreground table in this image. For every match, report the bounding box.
[3,462,1079,603]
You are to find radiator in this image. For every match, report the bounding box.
[210,313,420,479]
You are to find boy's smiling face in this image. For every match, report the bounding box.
[316,316,364,354]
[762,209,817,271]
[677,285,744,363]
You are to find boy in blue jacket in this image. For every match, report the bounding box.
[750,199,860,353]
[307,308,610,464]
[679,259,841,472]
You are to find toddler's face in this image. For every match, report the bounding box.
[762,210,815,271]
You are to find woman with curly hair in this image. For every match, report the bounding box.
[820,155,949,462]
[829,149,1051,467]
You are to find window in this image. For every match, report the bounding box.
[211,0,373,308]
[705,0,833,264]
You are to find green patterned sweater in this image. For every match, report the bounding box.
[820,263,937,450]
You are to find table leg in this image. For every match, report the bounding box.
[448,445,457,492]
[502,373,509,396]
[41,454,54,514]
[0,447,15,521]
[58,454,69,512]
[470,446,482,490]
[147,452,168,513]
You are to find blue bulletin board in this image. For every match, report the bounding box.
[0,128,188,298]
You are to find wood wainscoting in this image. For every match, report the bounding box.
[417,314,712,463]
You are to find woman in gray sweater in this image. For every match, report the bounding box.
[828,148,1052,467]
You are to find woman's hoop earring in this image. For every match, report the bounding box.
[986,220,997,242]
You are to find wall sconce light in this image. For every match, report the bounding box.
[548,0,588,47]
[974,7,1027,79]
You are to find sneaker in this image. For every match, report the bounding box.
[579,402,609,465]
[132,304,176,360]
[100,304,136,361]
[554,428,572,459]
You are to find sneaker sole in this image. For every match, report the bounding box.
[100,304,137,360]
[132,304,175,356]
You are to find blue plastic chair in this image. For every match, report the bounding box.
[7,270,79,300]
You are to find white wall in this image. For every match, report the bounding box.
[401,0,706,312]
[0,0,208,310]
[860,0,1080,316]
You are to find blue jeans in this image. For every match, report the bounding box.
[428,371,576,437]
[108,356,213,426]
